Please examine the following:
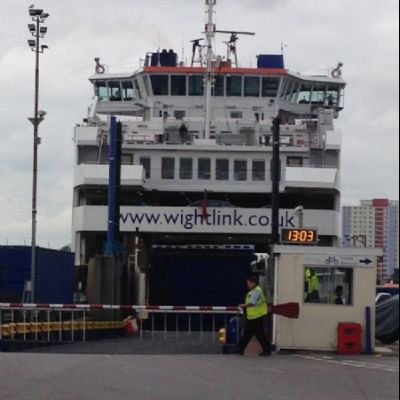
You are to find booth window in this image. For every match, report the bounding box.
[304,267,353,305]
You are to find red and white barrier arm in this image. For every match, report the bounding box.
[0,303,241,314]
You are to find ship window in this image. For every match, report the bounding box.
[188,75,204,96]
[279,79,289,99]
[174,110,186,120]
[244,76,260,97]
[95,81,108,101]
[109,81,122,101]
[290,83,300,103]
[234,160,247,181]
[326,85,339,106]
[216,159,229,180]
[212,75,224,96]
[180,158,193,180]
[252,160,265,181]
[161,157,175,179]
[122,81,134,101]
[284,81,294,102]
[139,156,151,179]
[304,267,353,305]
[122,153,134,165]
[143,75,151,96]
[297,84,312,104]
[171,75,186,96]
[262,77,280,97]
[287,156,303,166]
[230,111,243,119]
[151,75,169,95]
[311,84,326,104]
[134,79,142,100]
[226,76,242,96]
[198,158,211,180]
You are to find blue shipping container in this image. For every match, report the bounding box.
[0,246,74,303]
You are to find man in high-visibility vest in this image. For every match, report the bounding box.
[236,275,271,356]
[304,267,320,303]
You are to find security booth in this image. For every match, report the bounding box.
[271,245,382,352]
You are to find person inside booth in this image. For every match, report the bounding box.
[304,267,320,303]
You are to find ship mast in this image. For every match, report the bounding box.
[204,0,215,140]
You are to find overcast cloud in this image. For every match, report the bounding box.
[0,0,398,249]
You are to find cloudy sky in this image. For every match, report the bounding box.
[0,0,398,249]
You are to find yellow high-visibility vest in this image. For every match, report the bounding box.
[245,285,268,320]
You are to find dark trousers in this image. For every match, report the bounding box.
[237,316,271,354]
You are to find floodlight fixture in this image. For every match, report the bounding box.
[29,8,43,16]
[41,45,48,51]
[28,39,36,47]
[28,23,35,32]
[39,26,47,34]
[41,13,50,19]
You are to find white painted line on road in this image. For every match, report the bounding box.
[294,355,399,373]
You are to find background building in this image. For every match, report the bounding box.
[342,199,399,281]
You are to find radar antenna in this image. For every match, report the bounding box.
[216,30,255,67]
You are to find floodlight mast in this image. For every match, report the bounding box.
[27,7,49,303]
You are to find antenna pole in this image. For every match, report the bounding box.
[204,0,215,140]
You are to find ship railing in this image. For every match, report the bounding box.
[123,132,161,144]
[287,164,338,169]
[0,303,241,349]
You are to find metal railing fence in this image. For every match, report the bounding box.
[0,303,241,347]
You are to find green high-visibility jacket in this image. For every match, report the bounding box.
[305,268,319,294]
[245,285,268,320]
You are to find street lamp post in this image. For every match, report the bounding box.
[27,7,49,303]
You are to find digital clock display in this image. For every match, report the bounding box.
[281,228,318,244]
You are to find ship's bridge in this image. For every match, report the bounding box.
[88,53,345,123]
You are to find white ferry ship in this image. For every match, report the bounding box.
[72,1,346,305]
